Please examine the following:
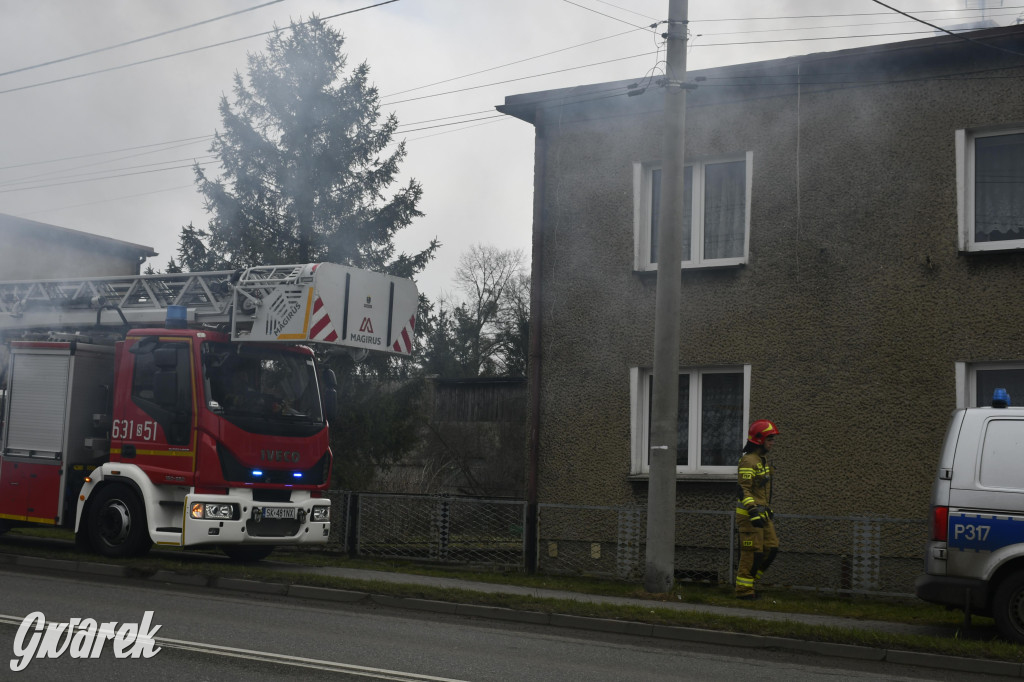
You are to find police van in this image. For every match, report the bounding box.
[916,389,1024,642]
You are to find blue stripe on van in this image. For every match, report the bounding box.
[948,513,1024,552]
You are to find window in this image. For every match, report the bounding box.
[130,340,193,446]
[956,127,1024,252]
[979,419,1024,490]
[634,153,752,270]
[956,362,1024,409]
[630,366,750,477]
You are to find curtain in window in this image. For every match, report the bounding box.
[646,373,690,466]
[975,134,1024,243]
[649,167,692,264]
[700,372,744,467]
[677,375,690,466]
[703,160,745,259]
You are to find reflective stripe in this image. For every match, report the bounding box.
[741,496,755,506]
[735,507,749,516]
[735,576,755,587]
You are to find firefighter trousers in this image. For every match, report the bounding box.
[735,518,779,597]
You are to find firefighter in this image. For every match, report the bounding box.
[735,419,780,599]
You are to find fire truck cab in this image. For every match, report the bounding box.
[0,263,417,560]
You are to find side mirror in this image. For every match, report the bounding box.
[322,369,338,419]
[324,388,338,420]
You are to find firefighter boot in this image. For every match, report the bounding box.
[736,551,763,599]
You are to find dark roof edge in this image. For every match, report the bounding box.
[0,213,158,257]
[497,23,1024,124]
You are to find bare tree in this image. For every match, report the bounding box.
[421,244,529,377]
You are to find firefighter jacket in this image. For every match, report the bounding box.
[736,451,772,513]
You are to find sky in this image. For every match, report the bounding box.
[0,0,1019,301]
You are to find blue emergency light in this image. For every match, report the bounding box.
[166,305,187,329]
[993,388,1011,408]
[252,469,263,477]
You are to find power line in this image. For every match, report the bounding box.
[695,9,1024,38]
[8,6,1024,193]
[383,28,647,98]
[0,0,284,78]
[405,118,511,143]
[588,0,660,22]
[0,135,212,171]
[4,139,212,186]
[868,0,1024,57]
[398,114,506,134]
[20,184,196,219]
[691,4,1024,23]
[0,161,215,194]
[561,0,657,30]
[383,51,658,106]
[0,154,217,190]
[0,0,401,96]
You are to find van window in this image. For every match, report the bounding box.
[980,419,1024,489]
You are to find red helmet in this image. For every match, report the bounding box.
[747,419,779,445]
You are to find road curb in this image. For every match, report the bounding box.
[884,649,1022,677]
[287,583,367,603]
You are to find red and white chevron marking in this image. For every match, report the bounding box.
[308,296,339,342]
[391,315,415,354]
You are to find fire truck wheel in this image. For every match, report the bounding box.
[222,546,275,562]
[87,484,152,558]
[994,572,1024,644]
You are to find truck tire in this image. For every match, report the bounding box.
[222,546,274,562]
[87,484,152,558]
[994,572,1024,643]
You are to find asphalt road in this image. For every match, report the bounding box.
[0,565,1006,681]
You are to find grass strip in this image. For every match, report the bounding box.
[2,530,1021,662]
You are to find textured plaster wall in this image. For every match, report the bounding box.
[529,51,1024,522]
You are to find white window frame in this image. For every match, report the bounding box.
[633,152,752,271]
[956,125,1024,253]
[629,365,751,478]
[956,361,1024,409]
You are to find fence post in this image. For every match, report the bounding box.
[525,501,538,574]
[729,513,736,588]
[437,494,451,560]
[345,492,360,558]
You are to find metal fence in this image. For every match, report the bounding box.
[327,491,525,568]
[323,492,927,596]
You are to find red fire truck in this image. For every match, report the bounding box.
[0,263,417,560]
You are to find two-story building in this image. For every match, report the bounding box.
[499,24,1024,592]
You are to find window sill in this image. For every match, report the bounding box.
[634,261,746,274]
[960,243,1024,254]
[628,473,735,483]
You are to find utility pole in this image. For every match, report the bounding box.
[644,0,689,594]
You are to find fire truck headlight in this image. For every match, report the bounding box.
[311,506,330,522]
[189,502,236,520]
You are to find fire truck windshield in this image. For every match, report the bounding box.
[202,342,324,434]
